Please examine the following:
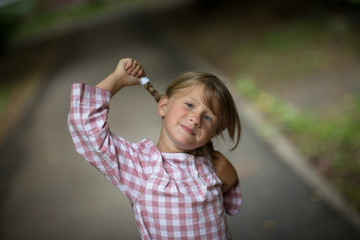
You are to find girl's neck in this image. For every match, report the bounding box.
[156,134,194,154]
[156,141,193,154]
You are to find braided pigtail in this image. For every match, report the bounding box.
[143,82,162,103]
[140,77,163,103]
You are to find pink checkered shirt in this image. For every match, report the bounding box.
[68,83,242,239]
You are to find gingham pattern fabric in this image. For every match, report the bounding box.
[68,83,242,239]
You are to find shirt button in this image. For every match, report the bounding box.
[194,170,199,175]
[189,155,194,160]
[202,185,207,191]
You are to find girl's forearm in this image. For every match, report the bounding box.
[96,73,126,97]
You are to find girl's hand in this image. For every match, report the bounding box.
[96,58,146,96]
[124,58,145,78]
[113,58,146,87]
[212,151,238,193]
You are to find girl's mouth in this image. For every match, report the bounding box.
[181,125,195,136]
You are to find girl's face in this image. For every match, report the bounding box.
[157,85,220,153]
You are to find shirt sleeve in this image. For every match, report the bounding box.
[67,83,154,202]
[223,180,242,216]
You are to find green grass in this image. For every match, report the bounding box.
[232,16,359,87]
[0,84,13,118]
[237,77,360,211]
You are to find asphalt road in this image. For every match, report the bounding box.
[1,5,360,240]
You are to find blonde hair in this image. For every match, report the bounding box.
[144,72,241,151]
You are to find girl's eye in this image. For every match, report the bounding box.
[185,103,194,109]
[204,115,212,121]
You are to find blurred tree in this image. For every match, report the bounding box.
[330,0,360,30]
[0,0,35,53]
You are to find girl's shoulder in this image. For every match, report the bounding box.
[134,139,162,170]
[135,139,159,156]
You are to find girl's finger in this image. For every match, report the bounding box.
[124,58,133,70]
[137,69,145,78]
[128,60,138,74]
[126,59,137,72]
[131,64,142,76]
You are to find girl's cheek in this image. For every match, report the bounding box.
[206,125,217,137]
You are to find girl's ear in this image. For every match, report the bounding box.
[158,96,168,117]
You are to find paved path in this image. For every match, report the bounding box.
[1,5,360,240]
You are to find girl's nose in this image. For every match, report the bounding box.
[189,114,201,126]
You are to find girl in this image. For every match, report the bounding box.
[68,58,242,239]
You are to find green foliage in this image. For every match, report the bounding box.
[0,0,35,50]
[9,0,144,40]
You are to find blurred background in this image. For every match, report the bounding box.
[0,0,360,239]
